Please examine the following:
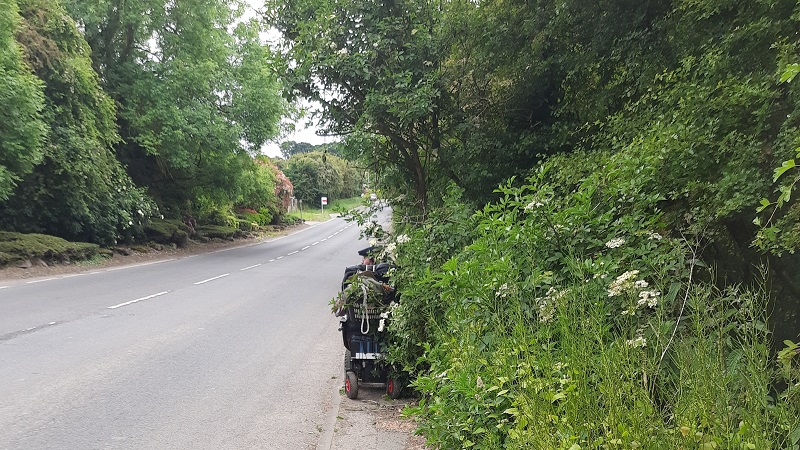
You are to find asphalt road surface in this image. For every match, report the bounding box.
[0,213,386,449]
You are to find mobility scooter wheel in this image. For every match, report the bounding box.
[345,371,359,399]
[386,377,402,399]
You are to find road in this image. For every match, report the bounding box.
[0,213,385,449]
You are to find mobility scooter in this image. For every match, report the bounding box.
[335,247,402,399]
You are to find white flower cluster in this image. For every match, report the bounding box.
[383,243,397,260]
[524,193,548,211]
[609,270,661,311]
[605,237,626,249]
[377,302,398,332]
[647,231,663,240]
[607,270,640,297]
[496,283,509,298]
[396,234,411,244]
[637,289,661,308]
[626,336,647,348]
[536,287,568,323]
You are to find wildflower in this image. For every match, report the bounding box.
[496,283,509,298]
[536,287,567,323]
[607,270,640,297]
[634,280,649,289]
[637,290,661,308]
[647,231,663,240]
[476,376,485,389]
[337,48,348,55]
[605,237,626,249]
[626,336,647,348]
[396,234,411,244]
[378,318,386,332]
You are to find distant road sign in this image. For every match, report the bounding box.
[321,197,328,205]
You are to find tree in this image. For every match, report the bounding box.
[64,0,287,217]
[0,0,46,201]
[266,0,446,215]
[0,0,156,245]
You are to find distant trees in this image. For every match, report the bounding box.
[280,151,362,205]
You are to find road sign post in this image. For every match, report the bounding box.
[321,196,328,213]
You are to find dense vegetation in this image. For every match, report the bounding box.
[269,0,800,448]
[0,0,292,248]
[3,0,800,447]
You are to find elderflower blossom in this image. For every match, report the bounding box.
[634,280,649,289]
[626,336,647,348]
[605,237,626,249]
[607,270,640,297]
[536,287,568,323]
[396,234,411,244]
[637,290,661,308]
[647,231,663,240]
[476,376,485,389]
[383,243,397,259]
[496,283,509,298]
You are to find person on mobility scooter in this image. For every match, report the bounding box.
[334,246,402,399]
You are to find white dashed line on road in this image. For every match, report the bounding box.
[194,274,230,285]
[108,291,170,309]
[240,263,262,271]
[301,246,310,251]
[287,251,298,256]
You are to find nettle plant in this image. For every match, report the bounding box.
[403,155,798,449]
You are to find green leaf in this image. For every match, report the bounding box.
[773,159,796,182]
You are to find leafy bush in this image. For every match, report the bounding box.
[394,156,800,448]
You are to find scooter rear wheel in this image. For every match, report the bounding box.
[345,371,359,399]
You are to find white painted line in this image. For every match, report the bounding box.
[108,291,170,309]
[287,251,299,256]
[327,235,334,239]
[276,256,284,260]
[333,232,339,236]
[105,259,176,271]
[301,246,310,251]
[240,263,262,271]
[0,286,8,290]
[312,241,320,245]
[26,278,56,284]
[321,239,327,242]
[269,259,276,262]
[48,322,56,325]
[194,274,229,285]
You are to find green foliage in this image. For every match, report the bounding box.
[395,155,799,448]
[0,0,158,246]
[0,0,47,201]
[63,0,287,218]
[266,0,446,211]
[282,151,361,204]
